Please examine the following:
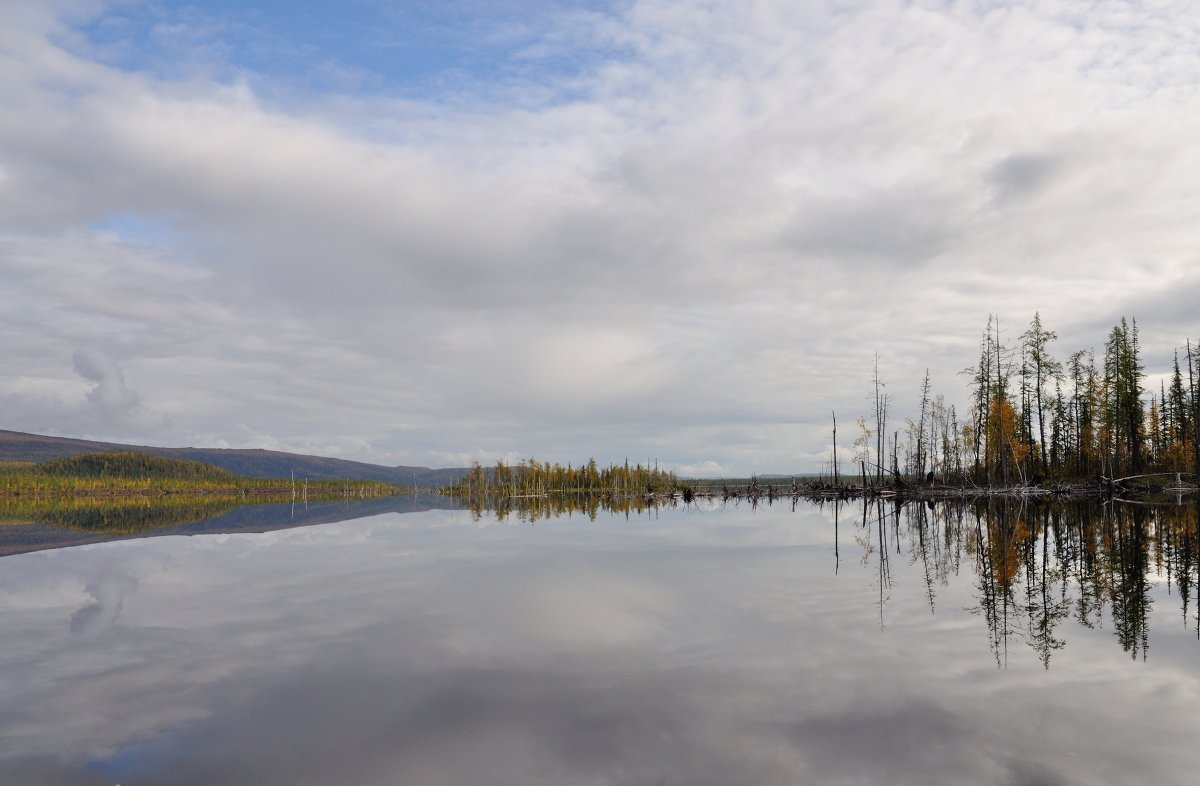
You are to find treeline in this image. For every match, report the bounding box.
[0,451,403,500]
[37,451,239,481]
[847,314,1199,487]
[445,458,681,505]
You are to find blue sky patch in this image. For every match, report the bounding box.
[75,0,631,103]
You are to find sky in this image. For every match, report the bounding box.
[1,0,1198,475]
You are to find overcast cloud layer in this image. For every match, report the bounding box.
[2,0,1198,474]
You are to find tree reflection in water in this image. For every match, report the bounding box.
[840,497,1196,667]
[475,492,1199,667]
[12,487,1198,668]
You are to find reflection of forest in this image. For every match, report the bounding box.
[0,496,242,533]
[13,489,1193,667]
[0,493,458,536]
[0,494,457,558]
[843,497,1200,667]
[461,491,686,522]
[479,493,1198,667]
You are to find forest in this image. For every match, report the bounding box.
[834,314,1198,493]
[444,458,681,510]
[0,451,403,500]
[443,313,1198,510]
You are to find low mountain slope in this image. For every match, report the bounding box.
[0,430,468,486]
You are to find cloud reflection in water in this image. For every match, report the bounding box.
[0,502,1197,784]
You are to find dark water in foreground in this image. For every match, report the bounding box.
[1,497,1199,785]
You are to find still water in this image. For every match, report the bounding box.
[1,496,1198,785]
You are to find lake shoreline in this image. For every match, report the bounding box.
[668,477,1200,504]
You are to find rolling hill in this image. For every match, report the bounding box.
[0,429,469,487]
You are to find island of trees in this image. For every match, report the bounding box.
[445,458,681,514]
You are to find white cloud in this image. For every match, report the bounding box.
[672,460,730,478]
[1,0,1198,472]
[73,350,139,418]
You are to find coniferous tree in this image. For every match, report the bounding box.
[1102,317,1145,476]
[1022,313,1062,477]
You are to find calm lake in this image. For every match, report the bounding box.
[2,495,1199,785]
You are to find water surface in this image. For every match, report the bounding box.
[1,497,1197,785]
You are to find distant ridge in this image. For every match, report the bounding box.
[0,429,468,487]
